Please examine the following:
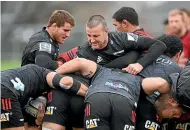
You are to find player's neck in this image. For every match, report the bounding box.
[46,27,56,41]
[179,27,187,38]
[127,25,141,33]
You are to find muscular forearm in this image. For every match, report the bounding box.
[142,77,170,95]
[56,58,82,74]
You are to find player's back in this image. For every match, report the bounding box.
[1,64,49,101]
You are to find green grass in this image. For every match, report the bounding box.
[1,61,21,70]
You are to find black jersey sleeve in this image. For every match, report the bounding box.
[121,33,166,67]
[35,51,58,70]
[104,51,140,69]
[136,37,167,67]
[76,43,90,59]
[32,42,55,54]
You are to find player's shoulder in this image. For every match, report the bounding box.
[29,28,50,43]
[109,31,138,42]
[24,64,42,71]
[24,64,50,76]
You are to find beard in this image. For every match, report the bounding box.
[170,27,182,36]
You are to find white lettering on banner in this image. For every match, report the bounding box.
[144,120,160,130]
[124,124,135,130]
[86,118,100,129]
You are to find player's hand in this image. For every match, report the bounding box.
[35,104,45,126]
[57,60,64,67]
[122,63,143,75]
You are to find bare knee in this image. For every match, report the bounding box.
[42,122,65,130]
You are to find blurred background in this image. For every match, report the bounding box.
[1,1,190,70]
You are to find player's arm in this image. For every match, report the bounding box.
[56,58,98,79]
[104,51,140,69]
[122,33,166,74]
[34,42,58,70]
[136,37,167,67]
[141,77,171,95]
[46,72,88,96]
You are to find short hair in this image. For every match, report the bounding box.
[86,15,107,30]
[168,9,184,22]
[48,10,75,27]
[163,19,168,25]
[155,94,172,115]
[180,8,190,17]
[112,7,139,26]
[158,35,183,57]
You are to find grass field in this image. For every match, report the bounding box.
[1,61,21,70]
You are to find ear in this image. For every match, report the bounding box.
[51,23,58,29]
[168,98,178,107]
[105,27,109,33]
[175,52,181,62]
[122,20,128,27]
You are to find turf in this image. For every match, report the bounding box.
[1,60,21,70]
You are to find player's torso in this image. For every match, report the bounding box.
[77,32,130,65]
[21,28,59,66]
[1,64,48,101]
[86,67,141,103]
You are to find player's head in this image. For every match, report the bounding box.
[159,35,183,62]
[155,93,182,119]
[163,19,171,34]
[180,8,190,31]
[168,9,186,36]
[47,10,75,44]
[86,15,109,50]
[112,7,139,32]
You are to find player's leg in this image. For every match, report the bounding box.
[110,94,136,130]
[70,95,85,130]
[1,86,25,130]
[69,74,90,130]
[84,93,111,130]
[42,89,71,130]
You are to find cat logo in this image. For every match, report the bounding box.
[124,124,135,130]
[86,118,100,129]
[45,106,56,115]
[145,120,160,130]
[176,123,190,130]
[1,113,11,122]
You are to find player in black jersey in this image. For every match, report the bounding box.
[56,58,183,130]
[135,35,183,130]
[76,15,166,75]
[1,64,87,130]
[20,10,76,130]
[48,14,166,130]
[21,10,75,70]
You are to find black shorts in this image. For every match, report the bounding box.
[84,93,136,130]
[1,86,24,129]
[43,73,89,128]
[136,97,161,130]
